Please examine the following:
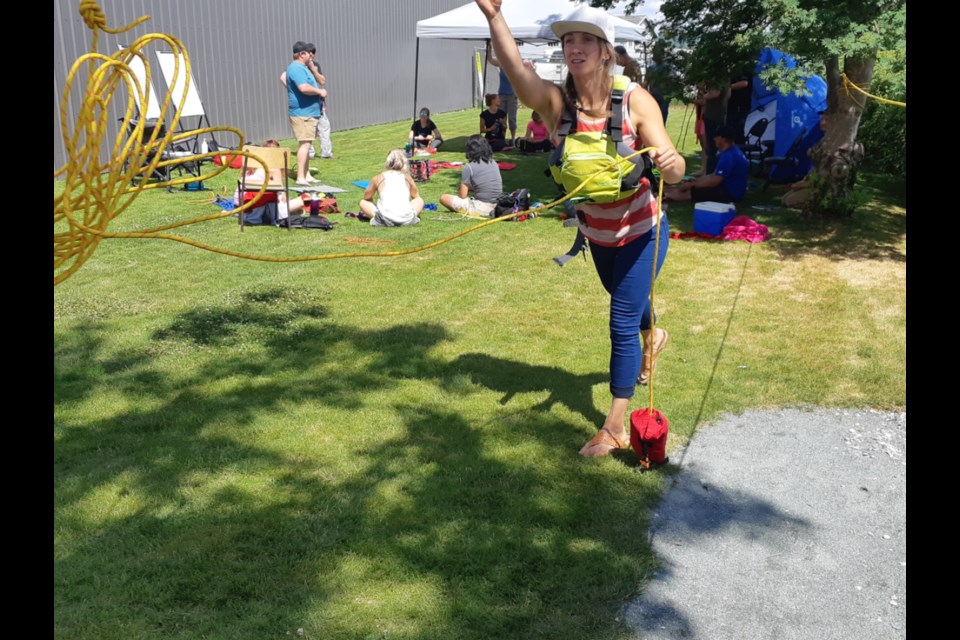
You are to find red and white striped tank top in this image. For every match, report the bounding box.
[571,83,661,247]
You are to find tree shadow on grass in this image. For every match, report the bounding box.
[438,135,471,154]
[664,170,906,263]
[448,352,608,429]
[56,283,824,638]
[757,173,906,262]
[54,287,662,639]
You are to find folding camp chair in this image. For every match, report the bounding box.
[738,117,771,170]
[763,128,808,190]
[118,45,200,185]
[154,50,222,158]
[237,145,291,231]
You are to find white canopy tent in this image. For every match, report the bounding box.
[412,0,650,117]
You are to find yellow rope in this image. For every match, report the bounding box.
[841,73,906,108]
[647,174,666,411]
[54,4,667,286]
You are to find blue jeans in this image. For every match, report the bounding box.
[589,216,669,399]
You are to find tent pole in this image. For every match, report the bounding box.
[483,38,490,107]
[413,38,420,120]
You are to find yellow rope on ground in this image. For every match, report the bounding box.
[54,3,666,285]
[841,73,906,108]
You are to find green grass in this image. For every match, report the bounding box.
[54,103,906,639]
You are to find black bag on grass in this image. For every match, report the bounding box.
[284,214,336,230]
[494,188,531,218]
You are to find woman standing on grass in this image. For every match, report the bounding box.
[475,0,685,457]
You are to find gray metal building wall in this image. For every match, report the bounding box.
[54,0,495,170]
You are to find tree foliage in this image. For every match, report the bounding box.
[853,50,907,175]
[590,0,906,211]
[589,1,905,94]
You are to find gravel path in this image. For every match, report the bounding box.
[622,407,906,640]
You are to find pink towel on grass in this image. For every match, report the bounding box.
[722,216,769,243]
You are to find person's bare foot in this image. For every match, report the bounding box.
[579,427,629,457]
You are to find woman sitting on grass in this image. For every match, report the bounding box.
[409,107,443,151]
[359,149,425,227]
[516,111,554,153]
[480,93,509,151]
[439,136,503,218]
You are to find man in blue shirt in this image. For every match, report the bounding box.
[285,41,326,186]
[666,125,749,203]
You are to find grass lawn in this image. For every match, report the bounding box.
[54,103,906,639]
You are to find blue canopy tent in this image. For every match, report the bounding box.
[744,47,828,183]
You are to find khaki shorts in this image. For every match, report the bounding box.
[448,196,497,217]
[289,116,319,142]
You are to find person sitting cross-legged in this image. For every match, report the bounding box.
[359,149,425,227]
[665,124,748,203]
[439,136,503,217]
[516,111,554,153]
[409,107,443,151]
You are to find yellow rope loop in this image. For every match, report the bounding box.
[54,29,251,285]
[841,73,906,108]
[79,0,150,36]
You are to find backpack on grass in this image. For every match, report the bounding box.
[282,214,336,230]
[494,188,531,218]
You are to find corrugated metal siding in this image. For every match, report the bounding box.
[54,0,495,170]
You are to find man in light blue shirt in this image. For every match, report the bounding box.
[285,41,326,185]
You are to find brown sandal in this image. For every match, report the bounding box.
[579,427,629,457]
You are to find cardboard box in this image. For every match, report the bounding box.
[693,201,736,236]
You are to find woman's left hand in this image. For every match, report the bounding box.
[649,146,678,175]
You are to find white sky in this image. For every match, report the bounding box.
[516,1,665,59]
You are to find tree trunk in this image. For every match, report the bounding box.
[804,55,874,218]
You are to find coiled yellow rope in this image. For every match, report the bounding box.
[54,2,665,286]
[841,73,906,108]
[54,2,277,285]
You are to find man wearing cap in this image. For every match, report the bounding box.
[614,45,643,85]
[285,41,326,186]
[280,45,337,160]
[666,124,748,203]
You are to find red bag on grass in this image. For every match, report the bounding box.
[630,408,669,469]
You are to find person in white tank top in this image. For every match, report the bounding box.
[359,149,425,227]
